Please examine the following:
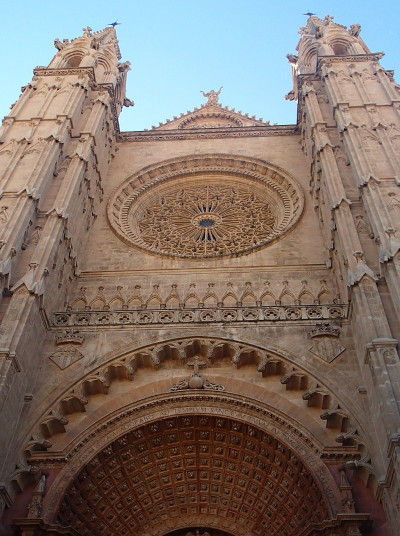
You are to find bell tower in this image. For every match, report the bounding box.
[0,26,130,513]
[288,15,400,532]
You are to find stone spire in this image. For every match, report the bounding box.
[286,15,376,101]
[0,26,131,516]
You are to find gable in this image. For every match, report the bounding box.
[152,88,269,130]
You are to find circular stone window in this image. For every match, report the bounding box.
[108,155,304,259]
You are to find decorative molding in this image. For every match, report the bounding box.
[53,303,348,328]
[120,124,297,142]
[318,52,384,69]
[309,322,341,338]
[33,66,95,83]
[66,279,339,312]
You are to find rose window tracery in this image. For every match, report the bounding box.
[108,155,304,259]
[135,182,275,257]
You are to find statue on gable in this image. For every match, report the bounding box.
[201,86,223,105]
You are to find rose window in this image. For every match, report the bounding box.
[134,182,275,257]
[108,155,304,259]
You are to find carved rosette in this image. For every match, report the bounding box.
[108,155,304,259]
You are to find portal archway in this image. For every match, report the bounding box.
[56,414,331,536]
[36,387,354,536]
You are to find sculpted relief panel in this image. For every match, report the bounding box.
[107,154,304,259]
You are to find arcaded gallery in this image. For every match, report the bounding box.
[0,14,399,536]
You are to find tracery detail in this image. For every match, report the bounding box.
[136,182,275,257]
[108,155,304,259]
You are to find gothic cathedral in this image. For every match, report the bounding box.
[0,15,399,536]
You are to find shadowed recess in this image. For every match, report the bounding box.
[57,415,330,536]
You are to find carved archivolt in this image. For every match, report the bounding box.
[29,338,365,463]
[107,155,304,258]
[38,390,348,533]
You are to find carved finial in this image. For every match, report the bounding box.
[82,26,92,37]
[201,87,223,106]
[54,38,69,51]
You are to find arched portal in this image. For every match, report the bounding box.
[28,384,370,536]
[56,415,330,536]
[13,334,379,536]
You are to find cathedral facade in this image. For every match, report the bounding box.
[0,15,399,536]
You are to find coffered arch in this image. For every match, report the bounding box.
[18,337,376,536]
[42,393,342,536]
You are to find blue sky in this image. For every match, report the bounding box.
[1,0,399,131]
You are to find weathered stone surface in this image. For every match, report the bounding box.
[1,15,399,536]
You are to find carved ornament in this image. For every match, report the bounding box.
[121,124,297,142]
[107,154,304,259]
[55,329,84,346]
[56,415,331,536]
[53,303,347,328]
[153,87,269,131]
[308,323,345,363]
[309,322,340,338]
[170,356,225,391]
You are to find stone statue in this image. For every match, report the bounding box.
[349,24,361,37]
[201,87,223,105]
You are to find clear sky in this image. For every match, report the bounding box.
[1,0,399,132]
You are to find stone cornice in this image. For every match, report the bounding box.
[120,124,298,142]
[317,52,384,70]
[33,66,96,83]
